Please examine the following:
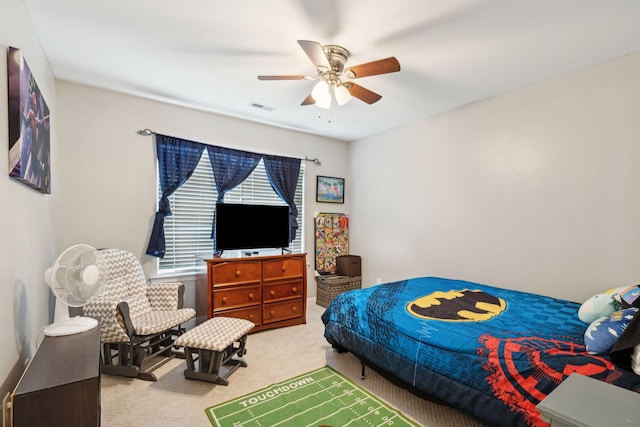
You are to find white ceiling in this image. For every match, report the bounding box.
[23,0,640,141]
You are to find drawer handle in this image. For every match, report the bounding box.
[235,270,241,277]
[249,314,254,320]
[292,306,298,312]
[270,310,275,316]
[270,290,276,297]
[222,297,228,304]
[281,266,286,272]
[248,293,254,300]
[292,287,298,294]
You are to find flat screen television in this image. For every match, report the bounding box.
[215,202,290,252]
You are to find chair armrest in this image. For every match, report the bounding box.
[147,282,185,311]
[83,296,131,343]
[116,301,136,337]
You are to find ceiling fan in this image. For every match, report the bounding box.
[258,40,400,109]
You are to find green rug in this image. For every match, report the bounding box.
[205,366,420,427]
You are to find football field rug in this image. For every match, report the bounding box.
[205,366,420,426]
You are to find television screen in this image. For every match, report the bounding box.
[215,203,290,251]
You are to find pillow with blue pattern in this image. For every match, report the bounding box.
[584,307,638,355]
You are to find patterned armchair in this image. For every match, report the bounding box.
[83,248,195,381]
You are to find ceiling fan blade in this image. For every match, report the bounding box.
[301,93,315,106]
[345,82,382,104]
[258,75,307,80]
[297,40,331,70]
[344,57,400,79]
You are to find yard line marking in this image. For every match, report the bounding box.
[271,386,368,427]
[341,402,405,427]
[374,414,402,427]
[305,395,377,427]
[218,372,344,422]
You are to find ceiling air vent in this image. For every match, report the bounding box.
[250,102,276,112]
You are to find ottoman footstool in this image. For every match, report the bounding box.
[174,317,254,385]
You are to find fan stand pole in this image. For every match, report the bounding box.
[53,297,70,324]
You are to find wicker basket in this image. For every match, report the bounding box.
[315,275,362,308]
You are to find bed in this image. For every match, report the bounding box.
[321,276,640,427]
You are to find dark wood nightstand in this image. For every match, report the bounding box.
[11,326,101,426]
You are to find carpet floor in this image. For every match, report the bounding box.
[100,302,486,426]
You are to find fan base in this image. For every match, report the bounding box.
[44,316,98,337]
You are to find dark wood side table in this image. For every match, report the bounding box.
[11,326,101,426]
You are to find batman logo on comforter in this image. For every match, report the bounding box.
[407,289,507,321]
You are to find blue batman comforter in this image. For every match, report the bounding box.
[321,277,640,427]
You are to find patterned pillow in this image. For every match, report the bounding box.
[584,307,638,355]
[619,285,640,308]
[631,344,640,375]
[578,287,625,324]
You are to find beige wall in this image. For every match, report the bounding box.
[54,82,350,308]
[349,51,640,303]
[1,0,58,397]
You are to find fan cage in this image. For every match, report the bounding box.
[50,245,105,307]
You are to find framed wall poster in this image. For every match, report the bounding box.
[316,176,344,203]
[314,212,349,274]
[8,47,51,194]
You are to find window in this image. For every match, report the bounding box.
[158,150,304,274]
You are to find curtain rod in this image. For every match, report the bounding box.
[136,128,321,166]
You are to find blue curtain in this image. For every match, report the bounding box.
[146,135,205,257]
[263,155,301,243]
[207,145,262,202]
[207,145,262,244]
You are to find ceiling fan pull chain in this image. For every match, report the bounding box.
[316,106,332,123]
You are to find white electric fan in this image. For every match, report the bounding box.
[44,244,105,336]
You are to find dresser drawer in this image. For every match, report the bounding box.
[198,254,307,331]
[211,261,261,286]
[263,257,304,281]
[213,285,261,310]
[263,281,303,303]
[214,306,261,326]
[263,299,303,324]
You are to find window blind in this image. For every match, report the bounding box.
[158,150,304,274]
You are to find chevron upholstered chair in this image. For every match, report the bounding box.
[83,248,195,381]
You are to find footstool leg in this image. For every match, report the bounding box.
[174,317,254,384]
[208,350,227,385]
[182,349,222,384]
[184,348,196,372]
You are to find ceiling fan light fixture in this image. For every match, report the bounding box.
[258,40,400,110]
[315,93,332,109]
[312,80,331,109]
[334,84,352,106]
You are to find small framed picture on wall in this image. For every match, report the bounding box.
[316,176,345,203]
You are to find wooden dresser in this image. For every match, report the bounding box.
[196,253,307,332]
[11,327,100,426]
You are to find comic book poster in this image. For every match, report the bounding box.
[8,47,51,193]
[314,213,348,273]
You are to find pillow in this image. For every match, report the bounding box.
[584,307,638,355]
[619,285,640,308]
[631,344,640,375]
[578,287,626,324]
